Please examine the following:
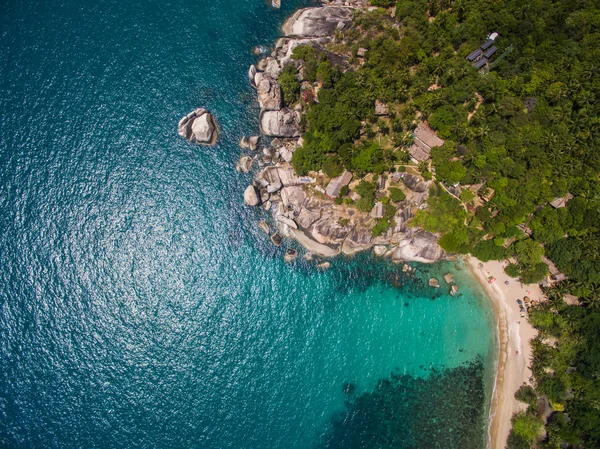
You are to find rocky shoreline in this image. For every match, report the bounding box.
[241,0,446,264]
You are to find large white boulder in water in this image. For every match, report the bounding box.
[259,108,301,137]
[244,185,260,206]
[282,7,353,38]
[177,108,219,145]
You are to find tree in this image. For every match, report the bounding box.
[472,240,505,261]
[514,240,545,267]
[389,187,406,202]
[505,263,521,278]
[511,411,543,443]
[354,181,377,212]
[278,64,300,106]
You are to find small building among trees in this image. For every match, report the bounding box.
[549,193,574,209]
[407,122,445,163]
[325,170,353,198]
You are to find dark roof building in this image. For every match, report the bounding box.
[480,39,494,50]
[466,48,482,61]
[474,58,488,69]
[484,46,498,58]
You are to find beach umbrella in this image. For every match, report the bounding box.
[524,296,531,303]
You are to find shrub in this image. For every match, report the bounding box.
[372,218,392,237]
[472,239,506,262]
[370,0,395,6]
[515,385,538,409]
[355,181,377,212]
[520,262,549,284]
[323,156,343,178]
[459,188,476,204]
[511,411,543,443]
[340,185,350,197]
[505,263,521,278]
[279,64,300,106]
[389,187,406,202]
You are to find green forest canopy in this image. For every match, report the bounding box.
[284,0,600,446]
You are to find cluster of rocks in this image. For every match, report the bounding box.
[240,3,446,265]
[177,108,219,145]
[428,273,459,295]
[247,5,358,138]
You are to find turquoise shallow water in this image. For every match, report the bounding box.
[0,0,496,447]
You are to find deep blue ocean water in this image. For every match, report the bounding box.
[0,0,496,447]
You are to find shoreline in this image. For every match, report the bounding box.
[245,3,542,447]
[466,257,540,449]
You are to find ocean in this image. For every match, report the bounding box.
[0,0,496,447]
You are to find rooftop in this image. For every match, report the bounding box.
[370,202,384,219]
[474,57,488,69]
[325,170,353,198]
[484,46,498,58]
[467,48,482,61]
[413,122,445,149]
[408,143,430,162]
[480,39,494,50]
[549,193,574,209]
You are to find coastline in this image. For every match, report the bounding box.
[245,3,541,447]
[466,257,540,449]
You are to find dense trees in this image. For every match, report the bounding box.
[289,0,599,287]
[286,0,600,445]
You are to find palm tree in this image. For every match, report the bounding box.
[581,294,600,310]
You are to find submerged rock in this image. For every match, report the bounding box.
[271,232,283,246]
[284,248,297,262]
[444,273,454,284]
[177,108,219,145]
[451,284,459,296]
[429,278,440,288]
[236,156,253,173]
[258,220,270,234]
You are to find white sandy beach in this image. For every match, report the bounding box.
[466,257,541,449]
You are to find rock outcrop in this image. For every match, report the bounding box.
[259,109,301,137]
[282,7,353,37]
[255,73,282,111]
[236,156,253,173]
[177,108,219,145]
[236,3,448,265]
[249,136,260,150]
[244,185,260,206]
[392,230,445,263]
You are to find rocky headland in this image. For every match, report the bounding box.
[240,0,446,264]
